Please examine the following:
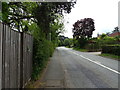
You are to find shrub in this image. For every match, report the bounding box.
[102,45,120,56]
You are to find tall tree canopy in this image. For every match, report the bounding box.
[2,2,76,39]
[72,18,95,39]
[112,26,119,33]
[2,2,76,31]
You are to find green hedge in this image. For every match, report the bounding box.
[32,38,55,80]
[85,43,101,52]
[102,45,120,56]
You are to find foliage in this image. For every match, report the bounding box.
[112,26,119,33]
[98,34,119,45]
[32,38,55,80]
[2,2,37,32]
[2,2,76,32]
[102,45,120,56]
[72,18,95,48]
[73,47,88,52]
[85,43,101,52]
[73,37,88,48]
[58,35,73,47]
[99,33,107,39]
[72,18,95,39]
[84,34,120,52]
[64,38,73,47]
[50,16,65,46]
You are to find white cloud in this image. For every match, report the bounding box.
[64,0,119,38]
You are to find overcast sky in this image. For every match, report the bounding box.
[63,0,119,38]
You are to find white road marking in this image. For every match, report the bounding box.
[70,51,120,75]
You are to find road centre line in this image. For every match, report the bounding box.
[70,51,120,75]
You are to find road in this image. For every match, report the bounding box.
[40,47,119,88]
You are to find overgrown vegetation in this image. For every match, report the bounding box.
[72,18,95,48]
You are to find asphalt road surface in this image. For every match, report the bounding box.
[41,47,119,88]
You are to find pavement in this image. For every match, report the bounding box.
[88,52,101,55]
[39,47,119,88]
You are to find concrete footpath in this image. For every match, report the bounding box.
[39,49,66,88]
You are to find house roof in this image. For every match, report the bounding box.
[109,32,120,37]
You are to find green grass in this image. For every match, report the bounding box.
[73,48,88,52]
[100,53,120,61]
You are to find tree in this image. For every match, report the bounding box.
[2,2,37,32]
[99,33,107,39]
[112,27,119,33]
[72,18,95,48]
[73,18,95,39]
[2,2,76,39]
[33,2,76,39]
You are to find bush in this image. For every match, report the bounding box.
[32,38,55,80]
[73,38,88,48]
[102,45,120,56]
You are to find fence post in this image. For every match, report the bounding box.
[0,6,2,90]
[0,23,2,89]
[0,4,2,89]
[20,32,23,88]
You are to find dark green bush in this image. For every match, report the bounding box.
[102,45,120,56]
[32,38,55,80]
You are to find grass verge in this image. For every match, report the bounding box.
[73,48,88,52]
[99,53,120,61]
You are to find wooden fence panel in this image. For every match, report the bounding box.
[0,23,33,89]
[18,32,21,88]
[2,24,5,88]
[4,25,10,88]
[10,30,17,88]
[22,33,33,87]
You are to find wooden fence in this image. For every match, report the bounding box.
[0,22,33,89]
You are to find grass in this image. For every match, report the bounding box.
[73,48,88,52]
[100,53,120,61]
[73,47,120,61]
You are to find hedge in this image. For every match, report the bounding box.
[32,38,55,80]
[85,43,101,52]
[102,45,120,56]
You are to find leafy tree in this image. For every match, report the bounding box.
[99,33,107,39]
[2,2,38,32]
[58,35,73,47]
[112,27,119,33]
[2,2,76,38]
[33,2,76,39]
[73,18,95,39]
[72,18,95,48]
[64,38,73,47]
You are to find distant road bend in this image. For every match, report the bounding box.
[41,47,119,88]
